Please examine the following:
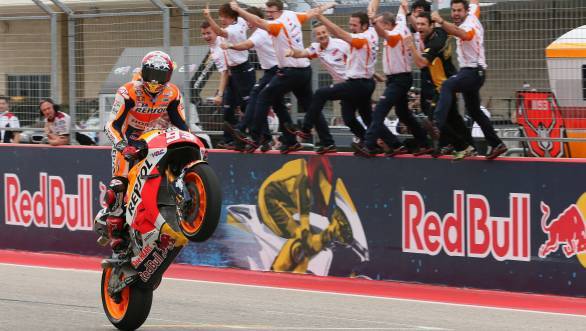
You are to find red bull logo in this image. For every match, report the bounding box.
[4,172,94,231]
[538,202,586,258]
[402,190,531,262]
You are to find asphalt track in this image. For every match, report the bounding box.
[1,250,585,331]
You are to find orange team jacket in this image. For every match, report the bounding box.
[105,80,188,145]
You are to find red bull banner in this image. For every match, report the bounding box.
[516,90,567,158]
[0,145,585,297]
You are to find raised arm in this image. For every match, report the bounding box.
[316,14,352,44]
[203,5,228,38]
[230,1,269,31]
[431,11,471,40]
[305,2,337,20]
[367,0,380,20]
[405,35,429,68]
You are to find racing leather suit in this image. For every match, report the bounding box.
[99,80,189,250]
[106,80,189,177]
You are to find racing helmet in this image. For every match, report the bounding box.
[141,51,174,94]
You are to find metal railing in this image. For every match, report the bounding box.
[0,0,584,156]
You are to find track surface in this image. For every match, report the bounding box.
[0,250,585,331]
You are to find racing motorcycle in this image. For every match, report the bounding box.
[94,128,222,330]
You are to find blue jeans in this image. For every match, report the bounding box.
[434,67,502,148]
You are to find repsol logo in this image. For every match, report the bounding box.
[127,160,155,217]
[134,107,166,114]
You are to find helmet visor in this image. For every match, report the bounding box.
[141,66,172,85]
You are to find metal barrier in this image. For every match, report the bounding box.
[0,0,584,154]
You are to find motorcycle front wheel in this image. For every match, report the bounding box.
[101,267,153,331]
[178,163,222,242]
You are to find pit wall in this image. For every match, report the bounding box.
[1,145,585,297]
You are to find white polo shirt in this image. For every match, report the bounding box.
[382,14,412,75]
[249,28,278,70]
[266,10,310,68]
[456,4,486,69]
[209,37,228,73]
[224,17,249,66]
[306,38,349,83]
[346,27,378,79]
[46,111,70,136]
[0,111,19,143]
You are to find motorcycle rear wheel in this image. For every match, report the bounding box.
[101,267,153,331]
[178,163,222,242]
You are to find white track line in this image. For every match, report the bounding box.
[2,262,585,320]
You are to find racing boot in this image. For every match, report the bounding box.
[106,216,126,251]
[95,177,128,247]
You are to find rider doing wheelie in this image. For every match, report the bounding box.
[97,50,190,251]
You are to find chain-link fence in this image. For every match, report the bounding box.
[0,0,584,155]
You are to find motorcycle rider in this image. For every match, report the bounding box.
[99,50,189,251]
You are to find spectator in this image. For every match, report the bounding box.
[221,6,284,153]
[431,0,507,159]
[200,21,231,148]
[305,0,379,154]
[354,0,432,157]
[204,3,256,150]
[285,22,351,154]
[0,96,20,143]
[40,98,70,146]
[231,0,335,154]
[406,11,475,159]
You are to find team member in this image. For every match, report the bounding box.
[230,0,335,154]
[0,96,20,143]
[431,0,507,159]
[221,6,284,153]
[40,98,70,146]
[200,21,231,148]
[102,51,189,250]
[405,0,435,118]
[354,0,431,157]
[406,12,476,159]
[285,23,350,154]
[287,0,379,153]
[204,4,256,149]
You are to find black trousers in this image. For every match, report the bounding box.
[434,67,502,148]
[254,67,313,146]
[237,66,282,142]
[223,61,256,142]
[365,73,427,149]
[303,78,375,145]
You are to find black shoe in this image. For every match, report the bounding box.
[385,145,409,157]
[352,142,382,157]
[316,144,337,155]
[279,142,303,154]
[260,141,272,152]
[284,122,312,140]
[413,145,435,156]
[486,143,507,160]
[217,141,235,150]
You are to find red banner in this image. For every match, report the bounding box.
[516,91,566,157]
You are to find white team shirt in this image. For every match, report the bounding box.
[0,111,19,143]
[456,4,486,69]
[224,17,249,66]
[266,10,310,68]
[306,38,349,83]
[209,36,228,73]
[382,14,412,75]
[45,111,70,136]
[249,28,278,70]
[346,27,378,79]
